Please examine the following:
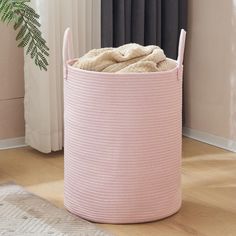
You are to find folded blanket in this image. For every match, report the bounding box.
[73,43,177,73]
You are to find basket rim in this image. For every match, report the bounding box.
[66,58,180,78]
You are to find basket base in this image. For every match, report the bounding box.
[64,200,182,224]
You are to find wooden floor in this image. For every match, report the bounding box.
[0,137,236,236]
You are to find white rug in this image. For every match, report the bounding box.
[0,183,113,236]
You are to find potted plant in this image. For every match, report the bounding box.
[0,0,49,70]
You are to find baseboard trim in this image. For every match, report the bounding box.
[0,137,27,150]
[182,127,236,153]
[1,131,236,152]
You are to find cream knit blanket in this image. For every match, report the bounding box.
[73,43,176,73]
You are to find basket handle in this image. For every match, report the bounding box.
[177,29,186,67]
[63,28,74,80]
[177,29,186,80]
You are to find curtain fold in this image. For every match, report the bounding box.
[24,0,101,153]
[101,0,187,59]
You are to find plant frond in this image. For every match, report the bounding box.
[0,0,49,71]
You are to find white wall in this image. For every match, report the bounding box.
[0,23,25,140]
[184,0,236,151]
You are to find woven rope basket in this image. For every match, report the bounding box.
[63,28,186,224]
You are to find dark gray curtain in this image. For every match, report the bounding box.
[101,0,187,59]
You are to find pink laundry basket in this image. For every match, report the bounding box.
[63,28,186,224]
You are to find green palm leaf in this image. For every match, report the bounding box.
[0,0,49,71]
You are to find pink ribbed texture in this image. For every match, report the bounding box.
[63,29,186,224]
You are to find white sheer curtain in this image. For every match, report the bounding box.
[24,0,101,153]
